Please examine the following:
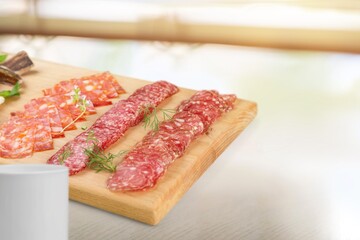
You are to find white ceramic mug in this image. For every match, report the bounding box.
[0,164,69,240]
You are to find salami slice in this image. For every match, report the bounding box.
[62,95,96,120]
[24,101,64,138]
[82,71,126,95]
[32,97,76,131]
[178,102,220,131]
[77,72,122,98]
[72,79,112,106]
[32,117,54,152]
[43,72,125,107]
[47,81,179,175]
[0,118,36,158]
[107,90,236,191]
[42,87,54,96]
[43,80,73,96]
[107,74,126,94]
[46,95,87,122]
[10,114,54,152]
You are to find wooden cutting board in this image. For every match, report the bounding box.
[0,59,257,225]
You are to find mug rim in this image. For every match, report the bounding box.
[0,164,68,175]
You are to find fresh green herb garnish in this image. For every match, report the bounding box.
[85,145,127,173]
[72,87,88,112]
[0,82,20,98]
[72,87,81,103]
[0,54,7,63]
[60,87,89,133]
[59,147,71,165]
[86,129,99,143]
[81,126,87,130]
[140,104,175,131]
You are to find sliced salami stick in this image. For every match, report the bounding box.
[107,90,236,191]
[47,81,179,175]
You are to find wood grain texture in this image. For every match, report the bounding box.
[0,59,257,225]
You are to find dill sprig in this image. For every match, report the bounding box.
[73,87,88,112]
[59,146,71,165]
[72,87,80,103]
[60,86,89,133]
[140,104,175,131]
[86,129,99,143]
[85,145,127,173]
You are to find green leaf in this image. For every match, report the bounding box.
[0,54,7,63]
[0,82,20,98]
[85,145,126,173]
[86,130,99,143]
[60,86,89,132]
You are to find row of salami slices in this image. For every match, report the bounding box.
[107,90,237,191]
[0,72,125,159]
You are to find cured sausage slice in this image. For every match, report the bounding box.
[31,97,76,131]
[24,101,65,138]
[10,114,54,152]
[77,71,124,98]
[43,94,93,124]
[86,71,126,94]
[45,78,111,107]
[43,72,125,107]
[0,118,36,158]
[62,95,96,121]
[32,117,54,152]
[72,79,112,106]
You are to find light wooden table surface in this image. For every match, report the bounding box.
[1,37,360,239]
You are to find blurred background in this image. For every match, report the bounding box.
[1,0,360,52]
[1,0,360,239]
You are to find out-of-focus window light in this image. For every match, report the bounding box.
[1,0,360,29]
[0,0,359,52]
[179,5,360,30]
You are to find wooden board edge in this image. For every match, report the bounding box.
[69,184,158,225]
[150,100,258,224]
[68,100,257,225]
[0,63,258,226]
